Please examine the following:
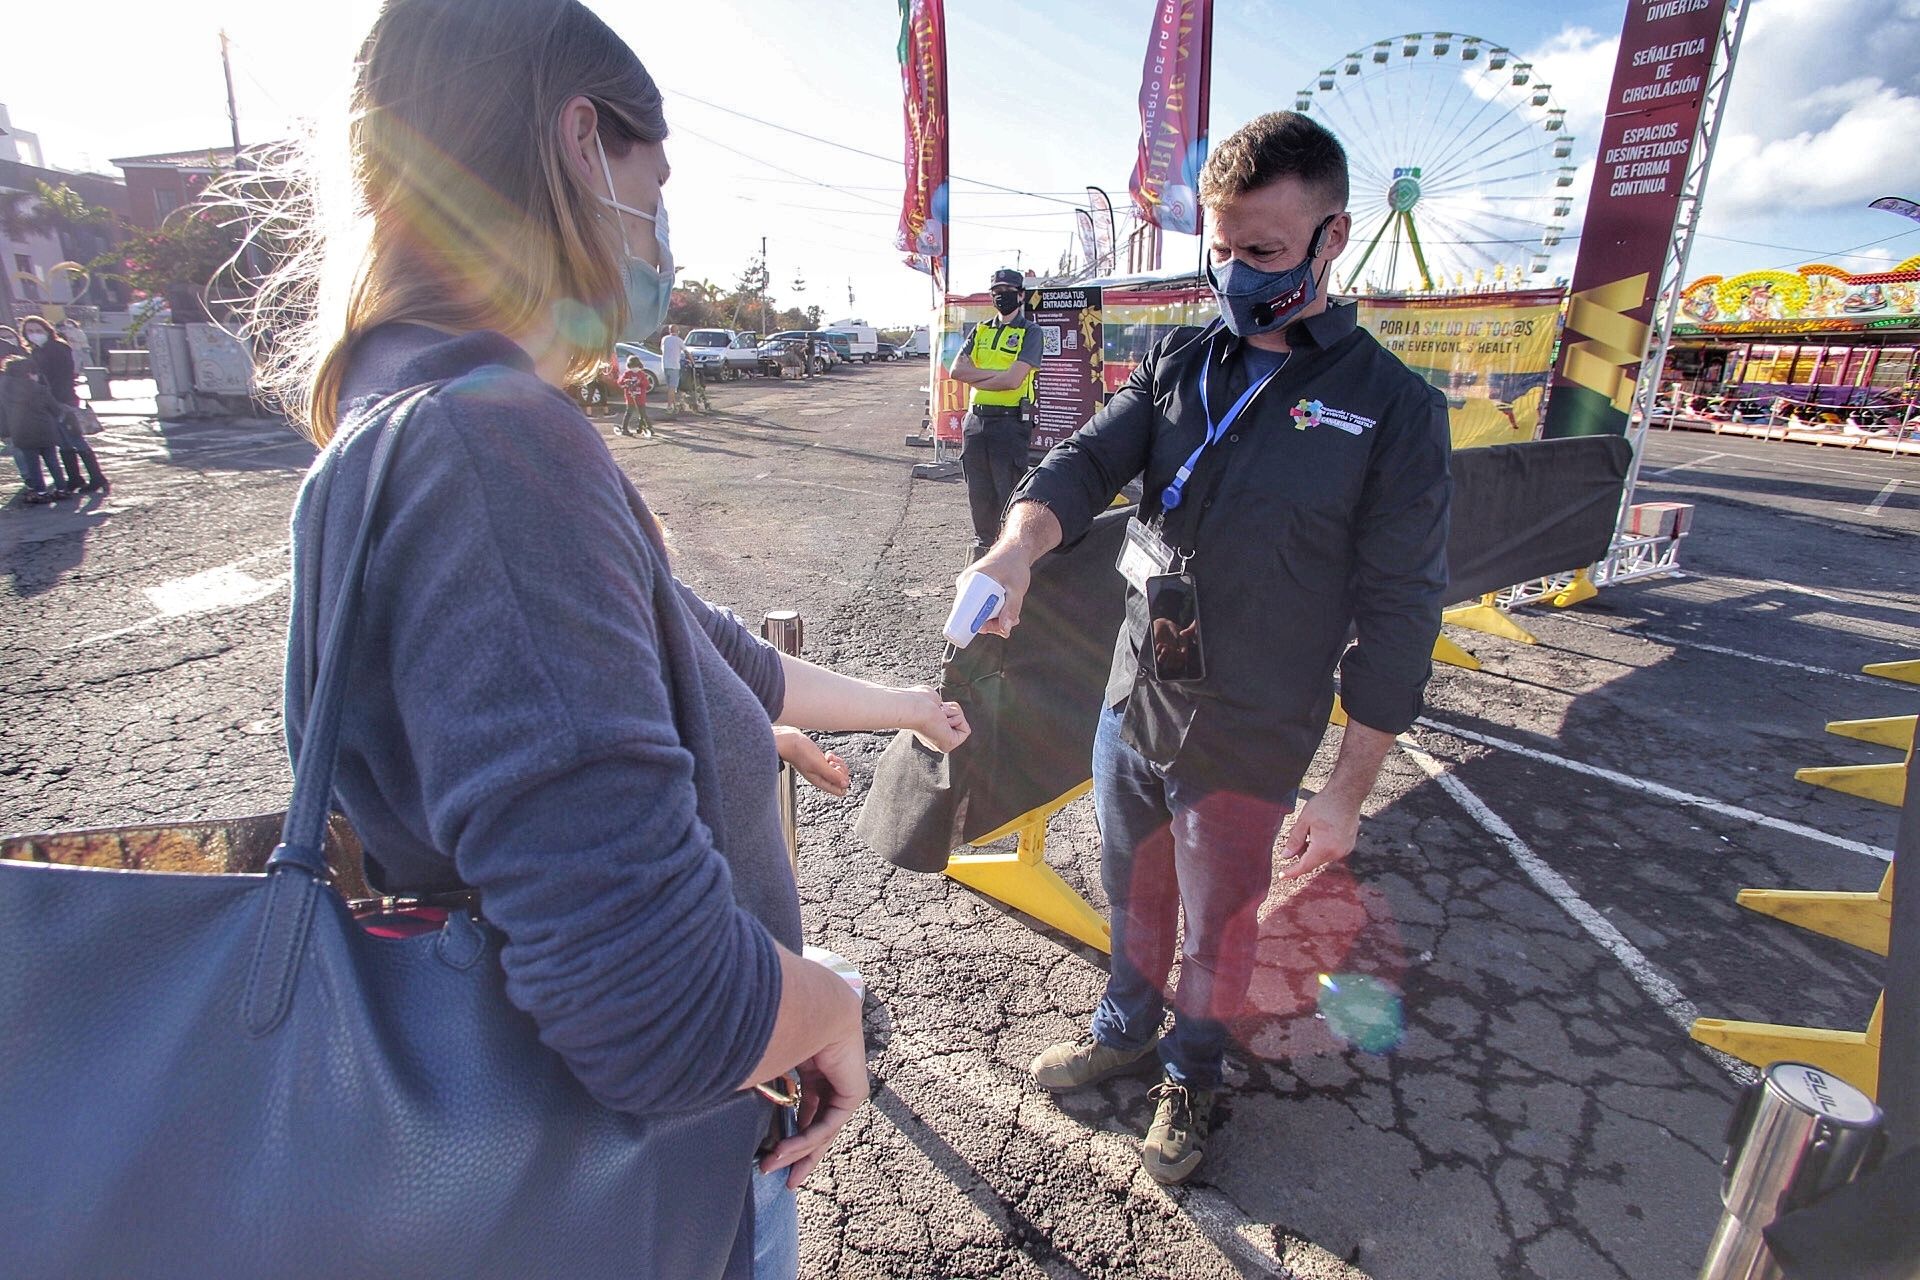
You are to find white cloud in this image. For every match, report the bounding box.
[1709,79,1920,216]
[1516,0,1920,246]
[1520,26,1617,150]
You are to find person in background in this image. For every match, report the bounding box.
[0,326,25,362]
[19,315,108,494]
[58,317,94,369]
[0,356,74,504]
[251,2,971,1274]
[679,342,711,414]
[660,324,684,415]
[616,352,653,437]
[947,267,1043,560]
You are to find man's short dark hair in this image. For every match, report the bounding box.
[1199,111,1349,213]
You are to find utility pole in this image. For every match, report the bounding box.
[219,31,243,156]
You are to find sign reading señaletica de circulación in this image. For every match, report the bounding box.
[1542,0,1730,439]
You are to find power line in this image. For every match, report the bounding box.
[736,175,1093,198]
[669,87,1086,208]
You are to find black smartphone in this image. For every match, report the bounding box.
[1145,571,1205,683]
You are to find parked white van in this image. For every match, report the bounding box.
[825,319,880,362]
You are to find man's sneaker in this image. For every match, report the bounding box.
[1029,1035,1160,1091]
[1141,1078,1215,1185]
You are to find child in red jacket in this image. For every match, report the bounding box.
[615,355,653,438]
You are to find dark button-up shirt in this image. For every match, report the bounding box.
[1013,302,1451,800]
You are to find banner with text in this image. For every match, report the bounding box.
[1542,0,1728,438]
[1358,291,1563,449]
[896,0,949,278]
[1129,0,1213,236]
[931,297,991,444]
[1026,287,1106,451]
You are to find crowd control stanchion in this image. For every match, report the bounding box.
[761,611,805,876]
[759,610,864,998]
[1698,1062,1884,1280]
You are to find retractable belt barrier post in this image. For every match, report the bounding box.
[761,610,805,875]
[1699,1062,1884,1280]
[760,609,865,997]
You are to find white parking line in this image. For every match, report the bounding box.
[1862,478,1902,516]
[1647,450,1727,478]
[71,545,291,647]
[1414,718,1895,863]
[1399,740,1753,1084]
[1550,615,1900,686]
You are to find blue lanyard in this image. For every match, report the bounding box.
[1160,341,1287,512]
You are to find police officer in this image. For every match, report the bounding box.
[957,112,1451,1184]
[948,267,1044,558]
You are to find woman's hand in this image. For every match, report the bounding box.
[754,954,868,1188]
[899,686,970,753]
[773,726,851,797]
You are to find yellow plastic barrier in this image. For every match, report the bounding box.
[945,780,1111,953]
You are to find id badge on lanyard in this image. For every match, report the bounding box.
[1116,516,1178,595]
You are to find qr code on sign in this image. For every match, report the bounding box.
[1043,327,1062,357]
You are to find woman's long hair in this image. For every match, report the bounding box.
[17,314,70,355]
[245,0,665,443]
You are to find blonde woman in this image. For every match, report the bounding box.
[255,1,968,1275]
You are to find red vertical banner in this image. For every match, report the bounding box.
[1129,0,1213,236]
[1542,0,1729,438]
[896,0,949,280]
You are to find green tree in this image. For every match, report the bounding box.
[91,207,244,325]
[730,255,772,334]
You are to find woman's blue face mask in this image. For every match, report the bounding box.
[1205,214,1336,337]
[596,134,674,341]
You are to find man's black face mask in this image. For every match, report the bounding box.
[991,291,1022,317]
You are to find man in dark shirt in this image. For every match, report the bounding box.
[948,267,1045,558]
[960,112,1451,1184]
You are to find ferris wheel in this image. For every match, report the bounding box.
[1292,33,1578,294]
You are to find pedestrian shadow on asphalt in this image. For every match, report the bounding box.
[2,493,111,598]
[128,419,317,476]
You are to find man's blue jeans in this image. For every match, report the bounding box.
[1089,705,1292,1090]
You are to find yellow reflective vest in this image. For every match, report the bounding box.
[967,319,1038,408]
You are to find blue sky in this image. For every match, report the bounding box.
[7,0,1919,326]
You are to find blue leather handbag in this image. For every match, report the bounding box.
[0,387,757,1278]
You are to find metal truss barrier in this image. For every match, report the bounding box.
[1497,533,1686,609]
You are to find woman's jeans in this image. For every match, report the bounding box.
[11,445,67,493]
[59,439,106,489]
[753,1167,798,1279]
[1087,704,1293,1091]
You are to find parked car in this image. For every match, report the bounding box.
[756,338,810,378]
[766,331,835,374]
[683,328,763,380]
[815,331,856,364]
[577,341,663,415]
[873,342,900,361]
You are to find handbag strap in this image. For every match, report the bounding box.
[270,384,439,879]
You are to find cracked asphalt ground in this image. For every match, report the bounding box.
[2,366,1913,1279]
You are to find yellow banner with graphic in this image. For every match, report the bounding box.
[1356,291,1564,449]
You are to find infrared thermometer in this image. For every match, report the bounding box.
[943,570,1007,648]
